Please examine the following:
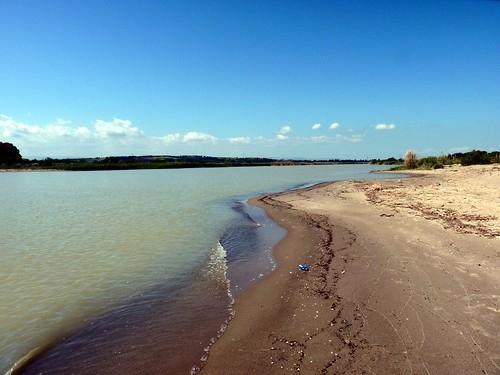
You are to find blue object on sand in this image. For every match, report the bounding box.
[298,263,310,272]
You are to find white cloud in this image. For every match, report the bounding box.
[279,126,291,135]
[276,125,292,140]
[75,127,92,138]
[374,123,396,130]
[182,131,217,143]
[253,136,271,144]
[161,133,181,143]
[334,133,364,143]
[46,124,77,137]
[305,133,364,144]
[0,114,95,141]
[312,123,321,130]
[228,136,251,144]
[94,118,143,137]
[329,122,340,130]
[309,136,328,143]
[1,114,40,138]
[0,114,367,158]
[2,114,272,157]
[0,115,147,144]
[163,132,243,144]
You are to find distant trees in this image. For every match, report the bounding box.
[396,149,500,170]
[370,157,403,165]
[0,142,22,165]
[459,150,492,166]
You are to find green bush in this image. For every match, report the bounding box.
[488,152,500,164]
[389,165,406,171]
[417,156,437,169]
[417,156,450,169]
[415,155,455,169]
[437,155,454,165]
[460,150,491,166]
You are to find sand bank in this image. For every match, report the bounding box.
[201,165,500,374]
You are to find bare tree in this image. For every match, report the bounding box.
[404,150,417,169]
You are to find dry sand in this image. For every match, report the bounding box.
[201,165,500,374]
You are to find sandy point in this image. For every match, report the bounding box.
[201,165,500,374]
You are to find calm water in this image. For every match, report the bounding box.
[0,165,394,374]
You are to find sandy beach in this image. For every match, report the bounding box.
[201,165,500,374]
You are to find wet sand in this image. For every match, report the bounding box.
[201,165,500,374]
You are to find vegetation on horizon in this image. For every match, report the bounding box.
[1,141,499,171]
[369,157,403,165]
[0,143,371,171]
[389,149,500,171]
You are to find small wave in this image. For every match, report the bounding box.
[231,200,261,226]
[192,242,235,374]
[5,346,45,375]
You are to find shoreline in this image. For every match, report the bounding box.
[200,182,350,374]
[201,165,500,374]
[7,187,291,375]
[0,168,58,173]
[6,165,499,374]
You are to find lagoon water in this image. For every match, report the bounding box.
[0,165,393,374]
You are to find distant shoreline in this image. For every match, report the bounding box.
[0,168,56,173]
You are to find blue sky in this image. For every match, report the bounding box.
[0,0,498,159]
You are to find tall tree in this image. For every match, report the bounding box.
[0,142,22,164]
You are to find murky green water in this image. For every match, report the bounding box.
[0,165,393,373]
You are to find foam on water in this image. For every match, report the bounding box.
[192,242,235,374]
